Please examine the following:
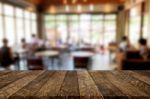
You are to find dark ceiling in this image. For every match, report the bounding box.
[25,0,125,10]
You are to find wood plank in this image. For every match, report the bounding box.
[77,71,103,99]
[0,71,24,79]
[89,71,126,98]
[0,71,35,89]
[112,71,150,95]
[0,71,149,98]
[105,72,149,98]
[10,71,54,98]
[0,71,44,98]
[0,71,11,76]
[129,71,150,84]
[58,71,79,98]
[134,71,150,78]
[36,71,66,98]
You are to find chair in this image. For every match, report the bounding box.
[27,57,44,70]
[74,57,90,68]
[117,50,150,70]
[122,59,150,70]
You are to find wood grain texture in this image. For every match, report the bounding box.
[0,71,149,99]
[90,71,125,98]
[0,71,44,98]
[105,72,149,98]
[77,71,103,99]
[36,71,66,98]
[59,71,79,98]
[10,71,52,98]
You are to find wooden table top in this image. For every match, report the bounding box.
[0,71,149,99]
[35,50,59,57]
[71,51,94,57]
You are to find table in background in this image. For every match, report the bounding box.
[0,71,149,99]
[71,51,94,68]
[35,50,60,66]
[35,50,59,57]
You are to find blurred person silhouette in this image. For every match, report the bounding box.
[30,34,39,46]
[138,38,149,60]
[0,38,14,68]
[119,36,131,52]
[21,38,28,50]
[28,34,39,55]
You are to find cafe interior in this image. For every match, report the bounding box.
[0,0,150,71]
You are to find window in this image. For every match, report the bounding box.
[16,8,23,18]
[0,16,4,46]
[25,19,31,42]
[0,2,2,14]
[56,21,68,44]
[5,17,15,46]
[16,8,24,44]
[80,14,91,21]
[91,15,103,20]
[16,18,24,44]
[91,15,104,45]
[68,15,79,21]
[44,14,117,46]
[4,4,14,16]
[3,4,16,46]
[105,15,116,20]
[69,21,79,44]
[31,13,37,20]
[45,16,56,45]
[25,11,31,42]
[129,15,141,46]
[143,15,149,39]
[0,2,37,46]
[24,11,37,42]
[56,15,67,21]
[129,5,141,47]
[91,21,103,45]
[31,21,37,34]
[79,14,92,44]
[25,11,30,19]
[31,12,37,34]
[104,19,116,46]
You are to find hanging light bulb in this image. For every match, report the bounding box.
[65,5,70,12]
[63,0,67,5]
[72,0,77,4]
[89,4,94,11]
[49,6,56,14]
[77,5,82,13]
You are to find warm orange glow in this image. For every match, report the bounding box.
[63,0,67,4]
[77,5,82,13]
[72,0,77,4]
[89,4,94,11]
[83,0,88,3]
[65,5,70,12]
[104,4,112,13]
[49,6,56,14]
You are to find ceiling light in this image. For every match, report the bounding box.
[89,4,94,11]
[83,0,87,2]
[63,0,67,4]
[72,0,77,4]
[49,6,56,14]
[65,5,70,12]
[77,5,82,13]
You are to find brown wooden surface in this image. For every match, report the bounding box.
[0,71,149,99]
